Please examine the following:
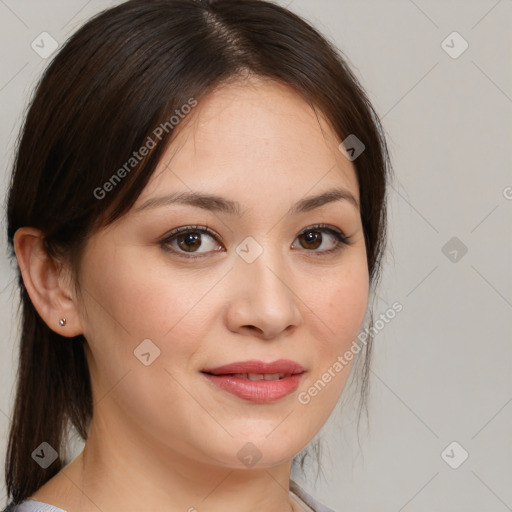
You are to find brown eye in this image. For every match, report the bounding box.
[298,230,323,250]
[161,226,223,257]
[291,225,350,254]
[176,232,202,252]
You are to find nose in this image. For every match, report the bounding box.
[224,246,302,340]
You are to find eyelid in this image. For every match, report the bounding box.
[303,223,350,245]
[162,224,220,242]
[291,223,351,255]
[159,225,222,260]
[159,223,351,259]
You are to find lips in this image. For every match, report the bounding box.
[229,373,287,381]
[201,359,305,403]
[202,359,305,376]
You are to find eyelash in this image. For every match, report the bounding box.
[159,224,351,260]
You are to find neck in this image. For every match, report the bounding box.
[45,414,304,512]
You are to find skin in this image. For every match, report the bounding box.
[14,76,369,512]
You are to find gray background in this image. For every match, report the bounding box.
[1,1,511,511]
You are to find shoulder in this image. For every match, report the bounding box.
[2,500,67,512]
[289,479,338,512]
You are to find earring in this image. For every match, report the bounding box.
[58,318,67,327]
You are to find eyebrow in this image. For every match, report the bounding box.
[134,187,359,215]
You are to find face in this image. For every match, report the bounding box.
[75,77,369,469]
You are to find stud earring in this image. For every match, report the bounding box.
[58,318,67,327]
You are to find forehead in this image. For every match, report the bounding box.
[136,76,359,208]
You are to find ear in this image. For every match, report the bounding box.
[13,227,83,337]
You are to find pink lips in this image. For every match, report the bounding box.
[201,359,305,403]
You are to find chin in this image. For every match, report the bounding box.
[202,436,303,470]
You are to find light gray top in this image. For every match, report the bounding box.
[9,480,336,512]
[10,503,66,512]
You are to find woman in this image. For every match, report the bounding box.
[3,0,390,510]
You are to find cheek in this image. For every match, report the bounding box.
[295,255,369,421]
[327,275,369,342]
[78,255,223,455]
[78,248,226,415]
[305,255,369,350]
[80,241,213,341]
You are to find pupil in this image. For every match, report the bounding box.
[180,232,200,251]
[301,230,321,249]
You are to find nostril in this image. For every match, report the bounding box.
[243,325,264,335]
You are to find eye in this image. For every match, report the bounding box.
[160,225,223,258]
[159,223,351,260]
[291,224,350,254]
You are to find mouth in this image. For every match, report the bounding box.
[204,372,290,381]
[201,359,305,403]
[202,358,305,376]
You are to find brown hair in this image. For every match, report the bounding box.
[4,0,390,506]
